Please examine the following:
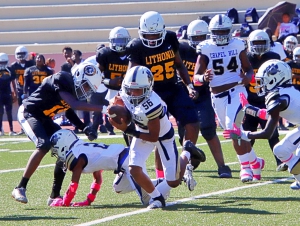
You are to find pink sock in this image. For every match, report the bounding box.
[156,169,164,178]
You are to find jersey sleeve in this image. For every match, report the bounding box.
[52,72,75,94]
[165,31,179,53]
[96,47,108,67]
[144,94,164,120]
[126,38,143,64]
[265,89,283,114]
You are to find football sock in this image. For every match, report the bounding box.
[18,177,29,189]
[50,160,66,198]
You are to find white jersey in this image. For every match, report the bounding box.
[121,91,172,138]
[65,140,125,173]
[198,38,245,87]
[277,87,300,125]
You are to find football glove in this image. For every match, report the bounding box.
[83,126,98,141]
[223,123,251,142]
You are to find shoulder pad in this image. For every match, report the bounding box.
[196,40,210,54]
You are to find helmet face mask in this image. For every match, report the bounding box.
[0,53,9,70]
[248,30,270,55]
[187,20,209,49]
[15,46,28,61]
[284,36,298,52]
[255,60,292,96]
[139,11,166,48]
[122,66,154,106]
[109,26,131,52]
[209,14,232,45]
[50,129,79,162]
[72,63,103,101]
[293,47,300,64]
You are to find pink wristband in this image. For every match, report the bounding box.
[87,193,96,202]
[258,109,268,120]
[90,182,101,191]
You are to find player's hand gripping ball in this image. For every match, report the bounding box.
[107,105,132,125]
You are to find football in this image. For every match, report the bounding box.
[107,105,132,125]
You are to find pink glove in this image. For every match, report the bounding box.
[239,93,249,109]
[50,197,63,207]
[223,124,251,141]
[72,200,90,207]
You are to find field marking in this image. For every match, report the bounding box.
[74,176,293,226]
[0,164,55,174]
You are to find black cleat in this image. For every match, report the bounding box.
[218,165,232,178]
[183,140,206,163]
[147,194,166,209]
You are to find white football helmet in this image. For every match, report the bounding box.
[121,66,154,106]
[248,29,270,55]
[138,11,166,48]
[15,45,28,61]
[293,47,300,64]
[187,20,209,49]
[255,60,292,96]
[209,14,232,45]
[109,26,131,52]
[283,35,298,52]
[0,53,9,70]
[72,62,104,101]
[50,129,79,162]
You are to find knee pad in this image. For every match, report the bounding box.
[201,126,216,141]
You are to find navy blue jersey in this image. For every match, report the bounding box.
[96,47,128,90]
[24,65,53,95]
[127,31,179,91]
[286,60,300,89]
[0,67,16,95]
[179,41,210,98]
[246,51,280,103]
[23,71,76,118]
[10,60,34,90]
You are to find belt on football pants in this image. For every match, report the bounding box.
[214,88,235,104]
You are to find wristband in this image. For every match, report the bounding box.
[63,182,78,206]
[187,83,194,89]
[198,75,205,83]
[124,126,141,138]
[87,193,96,203]
[103,79,110,86]
[258,109,268,120]
[245,105,260,117]
[90,182,101,191]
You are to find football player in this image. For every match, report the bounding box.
[0,53,18,136]
[11,63,106,205]
[49,129,164,207]
[23,54,53,98]
[283,35,298,61]
[109,66,206,209]
[96,27,131,137]
[126,11,202,176]
[10,46,34,135]
[244,29,285,171]
[287,47,300,90]
[194,14,264,183]
[223,60,300,190]
[177,19,232,178]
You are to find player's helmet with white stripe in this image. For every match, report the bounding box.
[187,20,209,49]
[122,66,154,106]
[15,45,28,61]
[139,11,166,48]
[72,62,104,101]
[209,14,232,45]
[283,35,298,52]
[50,129,79,162]
[255,59,292,96]
[248,29,270,55]
[109,26,131,52]
[0,53,9,70]
[293,47,300,64]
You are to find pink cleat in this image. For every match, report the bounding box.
[50,197,63,207]
[251,158,265,181]
[240,167,253,183]
[72,200,90,207]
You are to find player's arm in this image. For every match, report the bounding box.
[59,91,103,112]
[239,50,254,86]
[194,54,213,83]
[22,68,30,98]
[62,156,85,206]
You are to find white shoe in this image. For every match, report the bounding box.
[240,167,253,183]
[147,194,165,209]
[12,187,28,204]
[9,131,17,136]
[183,164,197,191]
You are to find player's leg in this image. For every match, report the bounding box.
[3,95,16,135]
[129,138,165,209]
[0,97,4,135]
[13,105,61,203]
[197,96,232,178]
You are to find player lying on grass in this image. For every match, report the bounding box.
[49,129,166,207]
[223,59,300,190]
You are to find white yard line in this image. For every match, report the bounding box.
[74,176,293,226]
[0,164,55,173]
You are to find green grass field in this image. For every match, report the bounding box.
[0,132,298,226]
